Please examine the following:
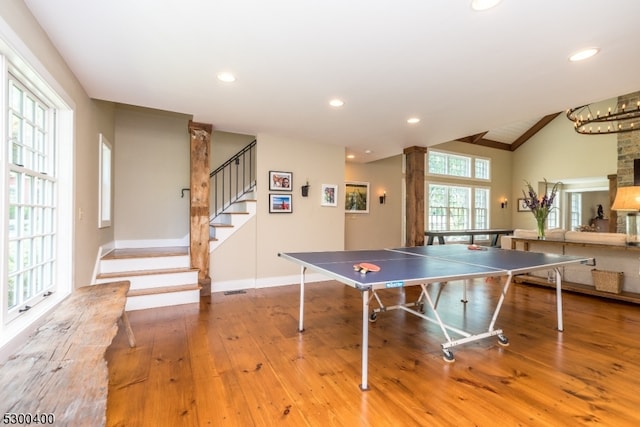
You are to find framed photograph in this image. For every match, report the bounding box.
[269,193,292,213]
[321,184,338,207]
[269,171,292,191]
[517,198,529,212]
[345,181,369,213]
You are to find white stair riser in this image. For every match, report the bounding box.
[226,201,256,213]
[214,213,234,224]
[125,290,200,311]
[211,227,234,241]
[95,271,198,290]
[100,255,190,274]
[210,201,256,242]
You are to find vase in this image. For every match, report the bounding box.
[536,218,546,240]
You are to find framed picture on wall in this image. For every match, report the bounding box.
[321,184,338,207]
[269,171,292,191]
[517,198,529,212]
[345,181,369,213]
[269,193,292,213]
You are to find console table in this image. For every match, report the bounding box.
[425,228,514,246]
[509,237,640,253]
[509,237,640,304]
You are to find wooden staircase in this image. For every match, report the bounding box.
[209,192,257,251]
[94,247,200,311]
[94,140,257,311]
[94,193,256,311]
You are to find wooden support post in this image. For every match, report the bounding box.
[189,121,213,296]
[608,174,617,233]
[404,146,427,246]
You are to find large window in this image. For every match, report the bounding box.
[546,184,561,229]
[427,150,492,240]
[6,74,57,318]
[569,192,581,231]
[428,149,490,180]
[428,184,490,236]
[0,24,73,352]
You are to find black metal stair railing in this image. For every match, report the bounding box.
[209,140,257,221]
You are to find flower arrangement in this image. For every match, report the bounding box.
[522,178,561,239]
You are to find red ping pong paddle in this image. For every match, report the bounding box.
[353,262,381,274]
[467,244,487,251]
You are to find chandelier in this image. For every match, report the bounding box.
[566,101,640,134]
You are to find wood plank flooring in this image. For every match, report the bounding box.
[105,279,640,426]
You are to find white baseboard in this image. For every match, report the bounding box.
[211,278,256,294]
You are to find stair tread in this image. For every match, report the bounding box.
[102,246,188,260]
[211,223,234,227]
[127,283,201,297]
[223,211,250,215]
[97,267,197,279]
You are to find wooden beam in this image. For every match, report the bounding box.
[403,146,427,246]
[457,132,488,144]
[470,138,512,151]
[455,112,560,151]
[510,112,561,150]
[189,120,213,296]
[456,133,512,151]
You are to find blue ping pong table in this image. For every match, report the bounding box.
[278,244,593,390]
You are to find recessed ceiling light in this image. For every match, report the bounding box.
[346,154,355,159]
[364,150,372,154]
[407,117,421,124]
[329,98,344,107]
[217,72,236,83]
[568,48,600,62]
[471,0,502,11]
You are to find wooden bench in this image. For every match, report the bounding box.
[0,281,135,426]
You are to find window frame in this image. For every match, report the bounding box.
[427,149,491,181]
[0,20,74,354]
[98,134,112,228]
[427,182,492,240]
[5,72,58,322]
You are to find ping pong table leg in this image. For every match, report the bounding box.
[461,280,468,303]
[555,267,564,331]
[298,266,306,332]
[360,289,370,391]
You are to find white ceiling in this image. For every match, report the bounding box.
[23,0,640,162]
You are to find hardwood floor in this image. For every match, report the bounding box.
[106,279,640,426]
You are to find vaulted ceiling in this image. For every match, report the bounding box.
[23,0,640,161]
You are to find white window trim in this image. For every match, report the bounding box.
[426,181,492,233]
[427,148,491,181]
[0,15,74,360]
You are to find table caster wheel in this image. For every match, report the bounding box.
[498,334,509,346]
[442,349,455,363]
[368,312,378,323]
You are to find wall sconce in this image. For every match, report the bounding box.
[379,192,387,204]
[301,181,309,197]
[501,198,508,209]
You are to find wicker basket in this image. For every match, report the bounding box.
[591,269,623,294]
